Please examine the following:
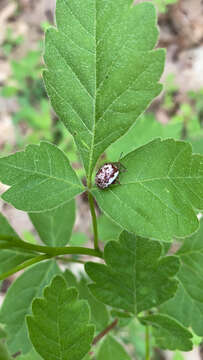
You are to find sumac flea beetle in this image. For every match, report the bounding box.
[95,162,126,189]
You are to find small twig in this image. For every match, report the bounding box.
[87,191,100,252]
[92,318,118,346]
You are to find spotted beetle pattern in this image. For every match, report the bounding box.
[95,163,120,189]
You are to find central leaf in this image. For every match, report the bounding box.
[44,0,164,180]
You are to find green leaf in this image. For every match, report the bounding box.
[160,218,203,336]
[0,142,84,212]
[92,139,203,241]
[97,335,130,360]
[27,276,94,360]
[29,200,75,246]
[44,0,164,178]
[141,314,193,351]
[97,214,123,242]
[0,260,60,354]
[63,269,109,331]
[85,231,180,313]
[106,113,182,161]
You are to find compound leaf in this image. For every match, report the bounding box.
[0,260,60,354]
[0,142,84,212]
[97,335,130,360]
[44,0,164,178]
[141,314,193,351]
[92,139,203,241]
[161,218,203,336]
[29,200,75,246]
[27,276,94,360]
[85,231,180,313]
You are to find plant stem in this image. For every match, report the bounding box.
[87,191,99,251]
[0,237,103,258]
[0,254,52,280]
[145,325,150,360]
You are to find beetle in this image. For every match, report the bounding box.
[95,161,126,189]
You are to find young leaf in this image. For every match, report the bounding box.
[64,269,109,331]
[160,218,203,336]
[140,314,193,351]
[29,200,75,246]
[0,260,60,354]
[85,231,180,313]
[27,276,94,360]
[92,139,203,241]
[44,0,164,178]
[97,335,130,360]
[0,142,84,212]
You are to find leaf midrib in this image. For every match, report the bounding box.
[3,163,83,189]
[87,0,97,182]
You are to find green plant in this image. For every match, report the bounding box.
[0,1,203,359]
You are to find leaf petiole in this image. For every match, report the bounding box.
[0,245,103,280]
[0,254,52,280]
[87,191,100,252]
